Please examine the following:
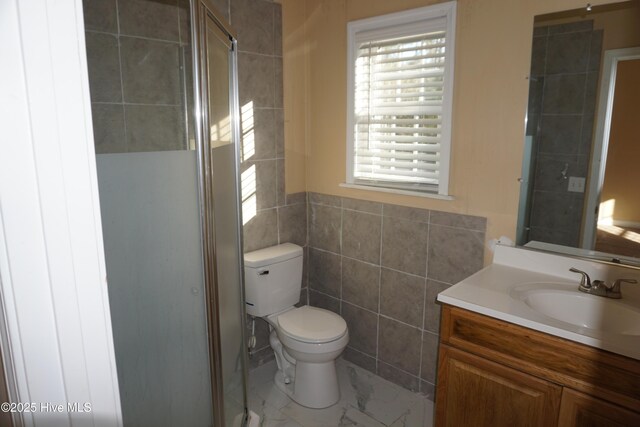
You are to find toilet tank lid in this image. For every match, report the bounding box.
[244,243,303,268]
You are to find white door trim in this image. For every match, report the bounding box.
[0,0,122,425]
[582,47,640,250]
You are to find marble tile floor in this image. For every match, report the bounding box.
[245,359,434,427]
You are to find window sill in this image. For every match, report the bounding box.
[339,183,455,200]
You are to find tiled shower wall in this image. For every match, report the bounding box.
[84,0,306,368]
[526,21,602,246]
[83,0,193,153]
[222,0,309,366]
[84,1,299,275]
[224,0,301,257]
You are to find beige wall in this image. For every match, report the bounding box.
[595,4,640,50]
[282,0,620,263]
[282,0,307,194]
[601,59,640,223]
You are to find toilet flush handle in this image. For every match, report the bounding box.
[258,269,270,276]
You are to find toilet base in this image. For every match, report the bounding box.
[273,361,340,409]
[269,330,341,409]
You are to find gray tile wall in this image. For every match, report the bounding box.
[83,0,193,153]
[527,21,602,246]
[306,192,486,400]
[219,0,309,369]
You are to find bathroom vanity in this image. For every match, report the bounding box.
[435,245,640,426]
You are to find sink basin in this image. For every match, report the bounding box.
[511,285,640,336]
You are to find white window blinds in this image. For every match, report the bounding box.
[347,4,456,196]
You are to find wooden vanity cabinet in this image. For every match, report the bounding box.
[558,388,640,427]
[437,345,562,426]
[435,305,640,427]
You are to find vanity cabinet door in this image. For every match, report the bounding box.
[435,345,562,427]
[558,388,640,427]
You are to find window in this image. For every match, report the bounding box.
[346,2,457,196]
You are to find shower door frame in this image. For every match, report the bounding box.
[191,1,249,426]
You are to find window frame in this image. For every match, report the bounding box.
[346,2,457,197]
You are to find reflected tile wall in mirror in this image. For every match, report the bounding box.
[526,21,602,247]
[518,1,640,264]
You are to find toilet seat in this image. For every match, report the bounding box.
[277,306,347,344]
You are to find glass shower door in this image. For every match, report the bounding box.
[195,3,248,426]
[86,0,217,423]
[87,0,248,424]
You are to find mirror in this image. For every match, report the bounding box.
[517,0,640,265]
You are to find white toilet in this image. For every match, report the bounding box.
[244,243,349,409]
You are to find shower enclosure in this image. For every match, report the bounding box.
[85,0,247,425]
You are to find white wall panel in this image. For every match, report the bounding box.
[0,0,122,425]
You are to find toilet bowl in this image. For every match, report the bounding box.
[244,244,349,408]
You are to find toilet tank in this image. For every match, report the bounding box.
[244,243,303,317]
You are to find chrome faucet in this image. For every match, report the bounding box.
[569,268,637,299]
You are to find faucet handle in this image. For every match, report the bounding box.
[569,267,591,289]
[609,278,638,297]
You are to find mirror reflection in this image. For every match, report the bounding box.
[517,0,640,264]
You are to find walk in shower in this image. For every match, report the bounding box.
[84,0,247,425]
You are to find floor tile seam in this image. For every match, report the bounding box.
[342,359,429,405]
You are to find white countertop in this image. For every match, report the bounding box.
[437,245,640,360]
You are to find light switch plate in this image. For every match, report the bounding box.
[568,176,586,193]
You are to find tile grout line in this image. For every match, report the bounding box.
[91,101,183,107]
[577,31,594,158]
[114,0,128,151]
[339,197,344,315]
[276,204,281,245]
[86,28,188,46]
[306,193,310,304]
[376,206,384,369]
[418,210,431,392]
